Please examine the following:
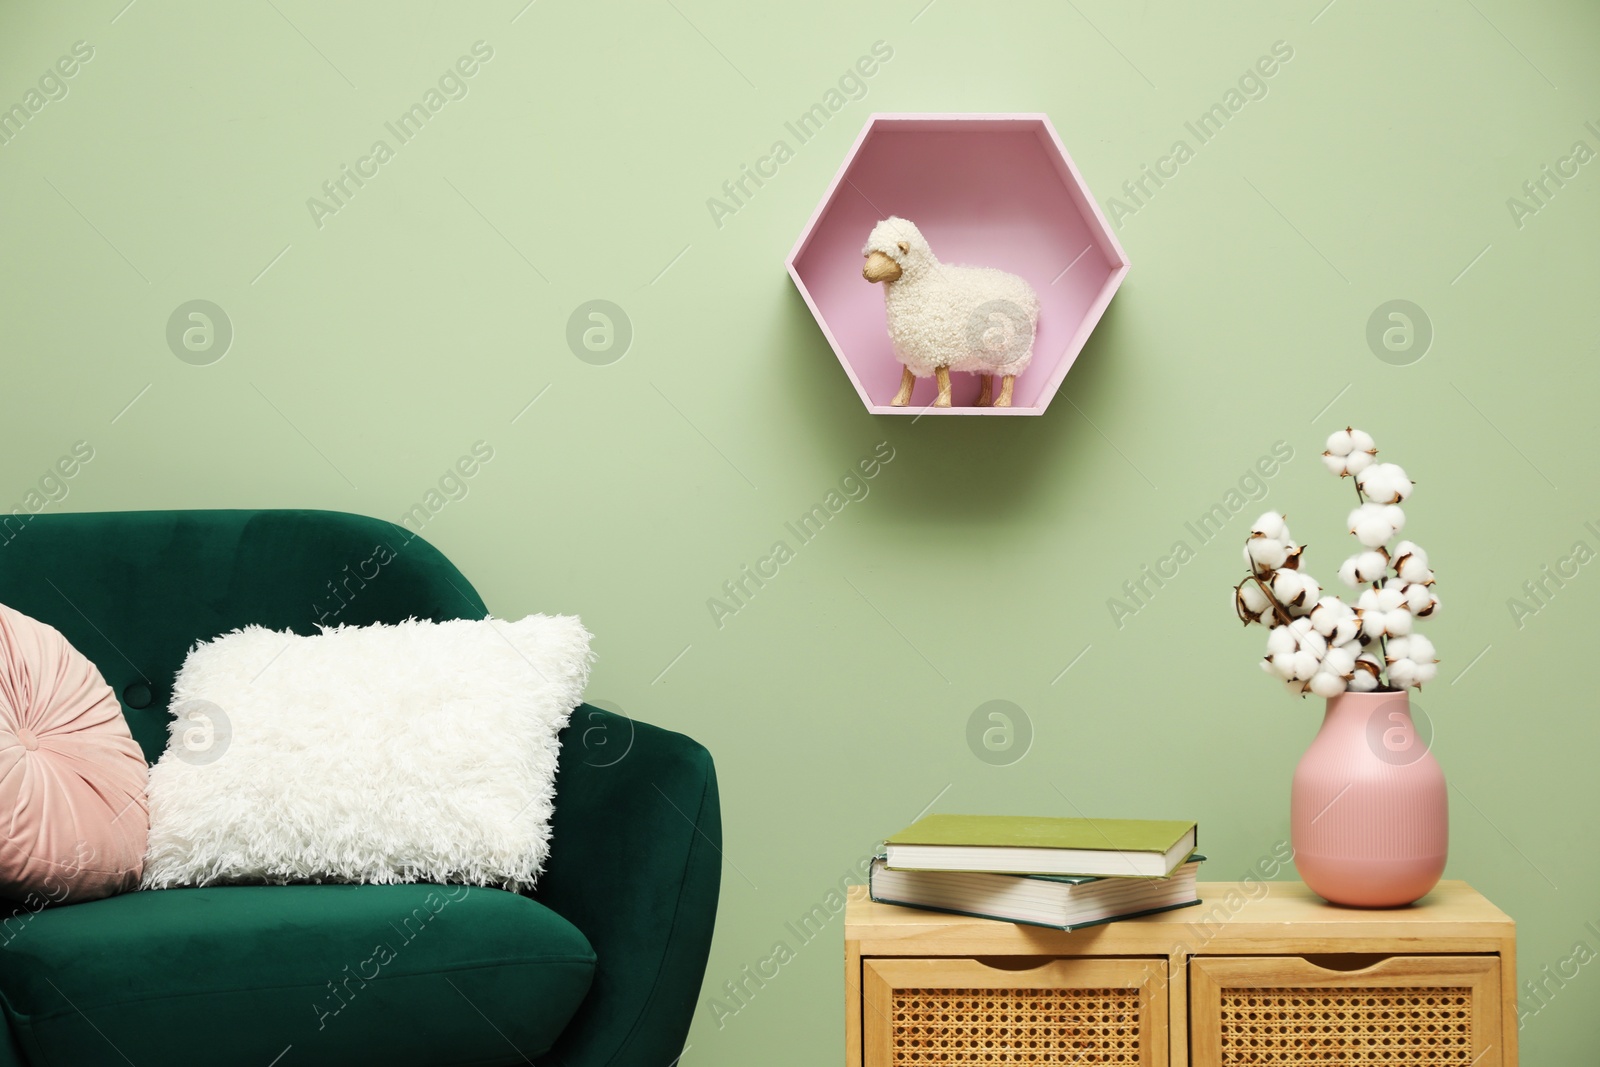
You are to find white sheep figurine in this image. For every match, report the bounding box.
[862,216,1040,408]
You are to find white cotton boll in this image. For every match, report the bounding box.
[1356,462,1414,505]
[1271,618,1326,678]
[1402,582,1433,614]
[1396,583,1440,617]
[1236,581,1272,624]
[1251,512,1289,540]
[1285,619,1327,659]
[1323,645,1356,677]
[1287,650,1321,681]
[1308,595,1343,625]
[1322,429,1377,477]
[1357,588,1380,611]
[1351,515,1391,549]
[1382,504,1406,530]
[1333,615,1362,645]
[1246,537,1290,573]
[1393,540,1427,570]
[1360,599,1411,639]
[1357,552,1389,585]
[1309,671,1348,698]
[1240,583,1271,614]
[1359,595,1410,639]
[1281,677,1310,698]
[1376,586,1405,611]
[1348,670,1379,693]
[1393,541,1434,586]
[1412,661,1438,686]
[1342,551,1388,587]
[1388,658,1419,688]
[1406,634,1437,663]
[1349,504,1401,548]
[1322,429,1377,476]
[1267,654,1297,681]
[1385,636,1412,662]
[1271,570,1316,612]
[1309,596,1352,637]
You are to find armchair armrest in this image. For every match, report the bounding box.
[532,706,721,1067]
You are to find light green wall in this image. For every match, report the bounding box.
[3,0,1597,1062]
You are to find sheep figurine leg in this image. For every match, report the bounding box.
[892,366,915,406]
[862,216,1039,412]
[976,374,994,407]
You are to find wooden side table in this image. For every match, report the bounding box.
[846,879,1516,1066]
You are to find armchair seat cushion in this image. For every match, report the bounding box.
[0,883,596,1067]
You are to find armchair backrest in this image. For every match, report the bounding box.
[0,510,486,761]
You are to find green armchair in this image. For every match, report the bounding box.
[0,510,721,1067]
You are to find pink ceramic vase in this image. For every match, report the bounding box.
[1290,691,1448,908]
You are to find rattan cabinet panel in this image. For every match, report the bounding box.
[863,958,1166,1066]
[1189,955,1501,1066]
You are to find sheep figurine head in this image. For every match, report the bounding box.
[861,217,933,285]
[860,215,1040,409]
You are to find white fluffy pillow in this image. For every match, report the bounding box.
[142,615,592,891]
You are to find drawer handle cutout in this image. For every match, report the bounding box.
[1300,953,1390,972]
[973,956,1058,971]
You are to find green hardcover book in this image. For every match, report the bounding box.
[885,814,1197,878]
[869,856,1205,932]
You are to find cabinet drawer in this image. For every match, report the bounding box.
[863,957,1167,1066]
[1189,955,1502,1066]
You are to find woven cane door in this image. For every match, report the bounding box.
[862,957,1167,1066]
[1189,955,1501,1066]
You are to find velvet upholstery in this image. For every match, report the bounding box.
[0,510,721,1067]
[2,884,596,1066]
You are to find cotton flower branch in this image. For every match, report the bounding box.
[1234,428,1440,697]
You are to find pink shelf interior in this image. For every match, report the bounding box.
[788,114,1129,415]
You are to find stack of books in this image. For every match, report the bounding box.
[870,814,1202,931]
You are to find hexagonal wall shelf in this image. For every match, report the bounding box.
[787,114,1129,416]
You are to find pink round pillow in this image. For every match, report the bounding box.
[0,603,149,904]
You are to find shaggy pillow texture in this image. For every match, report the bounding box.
[142,615,592,891]
[0,603,149,904]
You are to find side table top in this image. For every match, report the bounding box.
[846,880,1513,949]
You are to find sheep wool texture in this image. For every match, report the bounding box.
[142,615,593,891]
[863,216,1040,378]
